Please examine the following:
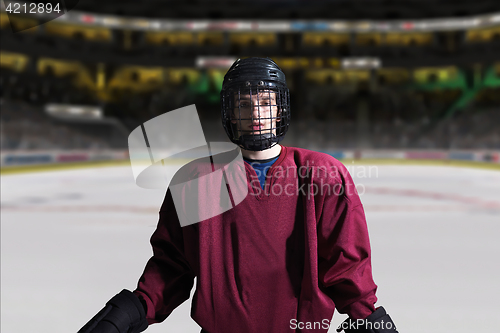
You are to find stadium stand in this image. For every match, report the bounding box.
[0,0,499,160]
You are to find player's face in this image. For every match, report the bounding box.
[232,91,280,137]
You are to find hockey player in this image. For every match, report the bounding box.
[78,57,398,333]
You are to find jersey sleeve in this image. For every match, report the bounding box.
[316,161,378,320]
[133,189,196,324]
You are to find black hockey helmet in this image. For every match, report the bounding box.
[221,57,290,151]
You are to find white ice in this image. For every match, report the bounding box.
[1,163,499,333]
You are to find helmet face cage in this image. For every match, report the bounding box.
[222,84,290,151]
[221,58,290,151]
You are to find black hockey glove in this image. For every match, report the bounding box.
[336,306,398,333]
[78,289,148,333]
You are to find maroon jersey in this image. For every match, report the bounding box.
[134,146,377,332]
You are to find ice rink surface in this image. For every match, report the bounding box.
[2,162,500,333]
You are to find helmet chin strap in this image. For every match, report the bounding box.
[238,133,279,151]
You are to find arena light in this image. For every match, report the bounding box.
[342,57,381,70]
[102,16,123,27]
[45,104,103,119]
[491,14,500,23]
[253,21,290,31]
[328,21,349,31]
[416,17,482,31]
[196,57,237,69]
